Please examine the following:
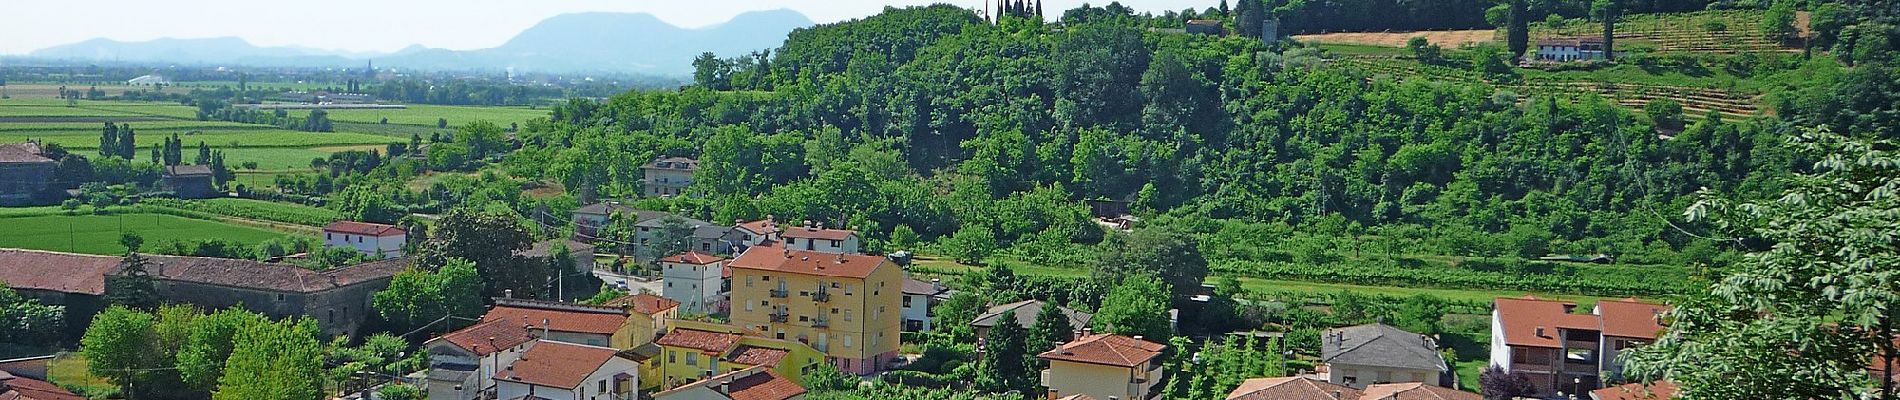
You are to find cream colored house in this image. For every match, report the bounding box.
[1038,333,1166,400]
[728,245,903,375]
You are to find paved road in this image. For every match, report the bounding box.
[592,268,663,296]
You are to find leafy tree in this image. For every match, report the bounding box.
[414,208,541,298]
[177,307,269,391]
[331,184,402,223]
[1407,36,1444,64]
[1394,294,1447,334]
[374,258,484,334]
[1762,0,1797,41]
[1091,227,1207,305]
[213,318,324,400]
[641,215,697,261]
[1092,275,1172,340]
[82,306,157,398]
[889,224,920,251]
[1625,128,1900,399]
[377,384,424,400]
[108,233,159,309]
[974,310,1031,394]
[1645,99,1685,131]
[805,362,857,391]
[1024,301,1074,364]
[1480,366,1535,399]
[941,224,999,264]
[0,283,63,345]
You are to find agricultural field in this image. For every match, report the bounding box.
[0,210,287,255]
[144,197,340,227]
[1294,29,1496,48]
[288,104,549,129]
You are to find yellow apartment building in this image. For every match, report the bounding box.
[727,245,903,375]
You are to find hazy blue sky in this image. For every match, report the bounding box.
[3,0,1207,55]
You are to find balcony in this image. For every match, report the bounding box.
[769,312,790,323]
[812,318,830,328]
[770,288,789,298]
[813,291,831,302]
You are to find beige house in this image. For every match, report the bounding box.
[1038,333,1166,400]
[602,293,682,346]
[643,157,698,197]
[1320,323,1450,388]
[727,245,904,375]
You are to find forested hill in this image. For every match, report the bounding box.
[504,3,1898,270]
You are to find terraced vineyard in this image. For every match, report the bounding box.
[1534,10,1798,54]
[1334,56,1762,120]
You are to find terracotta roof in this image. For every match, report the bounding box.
[1055,395,1097,400]
[973,300,1091,330]
[1226,377,1361,400]
[429,318,536,357]
[726,345,789,367]
[1597,298,1669,339]
[725,369,806,400]
[482,300,629,335]
[0,371,84,400]
[163,165,213,177]
[656,327,741,353]
[603,293,680,315]
[779,226,857,241]
[902,277,945,295]
[729,245,890,279]
[1589,381,1678,400]
[323,221,404,237]
[659,251,726,265]
[1360,383,1479,400]
[1322,324,1447,372]
[1493,296,1602,348]
[1038,333,1165,368]
[0,144,52,164]
[143,255,408,293]
[494,341,626,389]
[0,249,120,295]
[735,219,779,235]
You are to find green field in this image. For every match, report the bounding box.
[290,104,548,128]
[147,198,340,227]
[0,128,402,150]
[0,212,286,255]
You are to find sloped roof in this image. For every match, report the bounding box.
[779,226,857,241]
[0,249,120,295]
[644,157,699,170]
[163,165,213,177]
[726,345,789,367]
[1322,323,1447,372]
[656,327,741,353]
[1597,298,1669,339]
[729,245,890,279]
[145,255,408,293]
[494,341,625,389]
[1055,395,1097,400]
[660,251,726,265]
[603,293,680,315]
[1589,381,1678,400]
[726,370,806,400]
[0,371,84,400]
[902,277,946,295]
[973,300,1091,330]
[482,300,629,335]
[1493,296,1602,348]
[1038,333,1165,368]
[519,239,595,258]
[735,219,779,235]
[1360,383,1480,400]
[1226,377,1360,400]
[0,144,52,164]
[572,203,661,220]
[429,318,535,357]
[323,221,404,236]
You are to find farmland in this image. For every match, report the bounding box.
[0,209,288,255]
[289,104,549,128]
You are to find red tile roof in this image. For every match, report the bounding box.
[726,369,806,400]
[482,300,629,335]
[1038,333,1165,368]
[780,226,857,241]
[726,345,789,367]
[323,221,405,237]
[430,318,536,356]
[1597,298,1669,339]
[659,251,726,265]
[736,219,779,235]
[0,249,120,295]
[1055,395,1098,400]
[730,245,890,279]
[1493,296,1602,348]
[656,328,740,353]
[603,293,680,315]
[1360,383,1480,400]
[1226,377,1361,400]
[0,371,85,400]
[1589,381,1678,400]
[495,341,626,389]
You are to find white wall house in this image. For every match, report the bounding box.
[900,278,949,332]
[322,221,406,259]
[778,223,861,254]
[661,251,729,314]
[422,319,536,400]
[494,340,641,400]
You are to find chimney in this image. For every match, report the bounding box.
[1082,327,1093,336]
[1331,390,1342,399]
[1133,335,1144,342]
[504,289,514,298]
[1536,326,1547,337]
[932,278,943,292]
[542,318,551,337]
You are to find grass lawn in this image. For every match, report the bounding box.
[0,211,286,255]
[48,352,117,397]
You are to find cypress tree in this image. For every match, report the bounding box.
[1508,0,1530,58]
[118,125,136,159]
[100,122,118,158]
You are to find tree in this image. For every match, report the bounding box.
[414,208,540,298]
[941,224,998,264]
[1645,99,1685,131]
[1624,128,1899,399]
[0,283,64,346]
[82,306,157,398]
[377,384,424,400]
[805,362,856,391]
[889,224,920,251]
[100,122,119,159]
[641,215,696,261]
[1506,0,1529,58]
[108,233,159,309]
[330,185,402,223]
[1593,0,1618,61]
[213,318,325,400]
[1408,36,1444,64]
[1092,227,1207,306]
[1092,275,1173,340]
[974,310,1031,394]
[1480,366,1535,399]
[1394,294,1447,334]
[458,120,507,159]
[177,307,269,391]
[436,118,448,129]
[1762,0,1796,41]
[374,258,483,334]
[1025,301,1074,362]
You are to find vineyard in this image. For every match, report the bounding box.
[1332,56,1763,120]
[1532,10,1798,54]
[143,198,340,227]
[1211,257,1696,297]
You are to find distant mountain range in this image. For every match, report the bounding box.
[26,9,815,76]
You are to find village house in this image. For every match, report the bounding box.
[571,202,662,240]
[899,277,951,332]
[660,251,730,314]
[1038,332,1166,400]
[1490,296,1669,397]
[973,299,1092,340]
[1226,377,1481,400]
[1535,37,1607,62]
[777,221,861,254]
[421,318,538,400]
[1185,19,1225,35]
[492,340,642,400]
[1320,323,1452,388]
[162,165,217,199]
[0,143,57,205]
[600,293,682,346]
[652,321,826,391]
[0,249,120,337]
[521,239,600,284]
[643,157,698,197]
[479,298,636,348]
[635,215,731,255]
[725,218,782,254]
[322,221,407,259]
[651,365,807,400]
[727,245,903,375]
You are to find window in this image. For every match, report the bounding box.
[326,233,332,240]
[843,335,853,348]
[667,282,672,287]
[760,300,768,306]
[599,380,607,393]
[844,310,852,321]
[702,243,711,251]
[746,302,754,312]
[746,276,754,287]
[830,239,840,247]
[903,296,913,307]
[687,353,699,366]
[669,350,677,363]
[763,275,771,281]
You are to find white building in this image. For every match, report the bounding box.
[777,222,860,254]
[322,221,406,259]
[494,340,641,400]
[126,74,169,85]
[421,319,536,400]
[900,277,951,332]
[1535,37,1607,62]
[660,251,729,315]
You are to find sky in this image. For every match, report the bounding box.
[2,0,1204,55]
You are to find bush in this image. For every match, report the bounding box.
[1700,20,1728,32]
